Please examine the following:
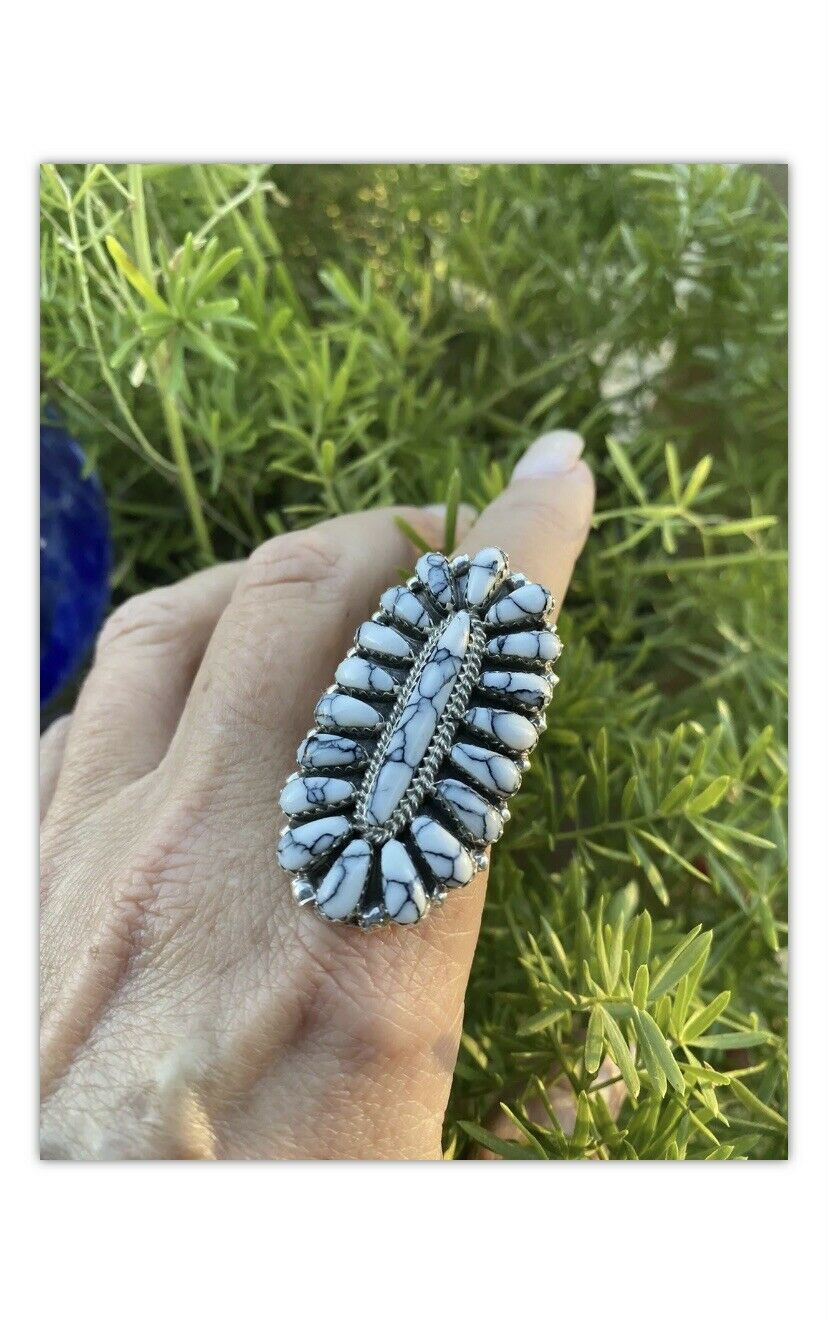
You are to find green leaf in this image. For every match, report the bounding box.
[109,332,142,370]
[518,1005,568,1036]
[571,1091,592,1148]
[692,1030,772,1050]
[393,515,433,554]
[620,774,639,817]
[498,1105,550,1159]
[632,963,649,1009]
[681,991,731,1042]
[649,927,711,1000]
[705,516,777,538]
[105,236,170,314]
[600,1007,640,1099]
[633,1008,685,1095]
[319,439,336,479]
[664,442,682,503]
[585,1005,604,1074]
[658,774,695,814]
[687,775,731,814]
[457,1121,536,1159]
[607,916,625,992]
[191,246,243,298]
[189,297,240,323]
[632,909,653,971]
[442,468,462,554]
[628,832,670,905]
[726,1077,786,1130]
[185,326,237,371]
[606,436,646,503]
[682,453,713,504]
[637,829,710,884]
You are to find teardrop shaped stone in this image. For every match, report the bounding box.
[298,733,368,771]
[432,778,504,844]
[415,551,455,609]
[484,581,553,628]
[316,838,372,920]
[449,742,522,797]
[314,692,385,731]
[476,669,552,711]
[355,620,414,661]
[277,815,351,873]
[379,585,434,634]
[463,705,539,753]
[463,546,508,609]
[335,655,398,695]
[410,814,475,887]
[380,840,428,924]
[486,629,561,663]
[279,775,356,816]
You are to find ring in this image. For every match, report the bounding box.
[277,546,561,927]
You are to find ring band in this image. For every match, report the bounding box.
[278,546,561,927]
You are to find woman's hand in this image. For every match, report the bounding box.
[40,431,593,1159]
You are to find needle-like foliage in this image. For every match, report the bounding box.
[40,164,788,1158]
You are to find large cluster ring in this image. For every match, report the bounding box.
[277,547,561,928]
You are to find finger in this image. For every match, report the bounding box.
[40,715,71,822]
[418,429,594,933]
[55,561,243,809]
[456,429,594,617]
[168,504,466,784]
[263,434,595,1152]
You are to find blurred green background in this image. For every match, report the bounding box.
[40,164,788,1158]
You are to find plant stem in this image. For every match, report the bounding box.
[127,164,214,560]
[53,168,173,474]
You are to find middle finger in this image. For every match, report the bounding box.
[166,505,449,802]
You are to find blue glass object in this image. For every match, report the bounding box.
[40,423,112,707]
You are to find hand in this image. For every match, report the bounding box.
[40,431,594,1159]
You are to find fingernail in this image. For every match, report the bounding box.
[510,431,585,483]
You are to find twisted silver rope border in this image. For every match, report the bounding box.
[353,615,487,844]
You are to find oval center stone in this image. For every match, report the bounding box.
[360,610,472,827]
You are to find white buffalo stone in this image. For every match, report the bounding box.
[298,733,368,770]
[363,611,471,826]
[484,582,553,627]
[279,775,356,816]
[410,815,475,887]
[356,620,414,661]
[432,777,504,844]
[379,585,434,634]
[463,546,508,609]
[380,839,428,924]
[449,742,522,797]
[277,815,351,873]
[316,839,373,920]
[477,668,552,710]
[463,705,538,753]
[314,692,384,732]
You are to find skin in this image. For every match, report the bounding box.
[39,450,594,1159]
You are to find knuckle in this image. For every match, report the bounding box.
[96,586,191,656]
[40,714,71,753]
[239,528,345,608]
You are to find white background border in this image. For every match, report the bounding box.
[4,2,825,1316]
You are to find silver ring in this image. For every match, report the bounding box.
[277,546,561,927]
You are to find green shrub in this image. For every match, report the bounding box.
[40,164,788,1158]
